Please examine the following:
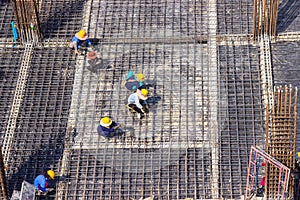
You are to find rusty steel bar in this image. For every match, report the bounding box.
[10,0,42,43]
[252,0,279,42]
[266,85,298,199]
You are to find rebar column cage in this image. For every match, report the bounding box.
[253,0,280,42]
[266,85,298,198]
[245,146,290,200]
[10,0,42,43]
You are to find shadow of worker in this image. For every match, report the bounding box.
[86,51,103,73]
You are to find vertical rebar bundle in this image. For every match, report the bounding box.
[10,0,42,43]
[0,147,8,200]
[253,0,280,41]
[266,85,298,199]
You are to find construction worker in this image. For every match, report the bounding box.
[125,71,145,91]
[34,169,55,193]
[69,29,93,54]
[97,117,120,138]
[127,89,149,119]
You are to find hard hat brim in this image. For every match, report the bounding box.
[75,32,88,40]
[100,119,112,127]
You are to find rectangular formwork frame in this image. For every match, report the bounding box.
[245,146,290,200]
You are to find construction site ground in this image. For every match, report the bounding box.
[0,0,300,199]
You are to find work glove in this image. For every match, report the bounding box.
[89,45,95,50]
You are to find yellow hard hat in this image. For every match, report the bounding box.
[141,89,148,97]
[75,29,88,40]
[135,74,145,82]
[78,29,86,38]
[100,117,112,127]
[47,170,55,180]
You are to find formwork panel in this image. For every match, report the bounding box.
[218,44,265,198]
[0,0,14,39]
[0,48,23,144]
[217,0,253,35]
[90,0,208,39]
[6,47,76,193]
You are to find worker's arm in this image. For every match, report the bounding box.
[134,94,143,109]
[86,39,92,46]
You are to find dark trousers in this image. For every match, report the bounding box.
[127,100,149,114]
[128,104,144,114]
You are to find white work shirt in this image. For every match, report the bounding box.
[128,93,143,109]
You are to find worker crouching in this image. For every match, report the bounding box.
[34,169,55,195]
[97,117,121,138]
[127,89,149,119]
[69,29,93,55]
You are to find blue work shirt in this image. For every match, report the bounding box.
[97,121,118,138]
[71,36,91,49]
[34,175,49,192]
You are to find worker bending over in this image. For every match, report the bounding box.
[127,89,149,119]
[97,117,120,138]
[34,169,55,194]
[69,29,93,55]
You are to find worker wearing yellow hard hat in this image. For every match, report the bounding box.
[98,117,120,138]
[34,169,55,193]
[69,29,94,55]
[127,88,149,119]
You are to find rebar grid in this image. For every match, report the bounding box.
[0,48,23,145]
[271,41,300,149]
[89,0,208,40]
[58,0,267,199]
[217,0,254,35]
[60,39,212,199]
[39,0,86,39]
[2,43,33,165]
[218,44,265,198]
[5,48,76,193]
[59,147,212,199]
[0,0,299,199]
[0,1,15,39]
[96,43,208,142]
